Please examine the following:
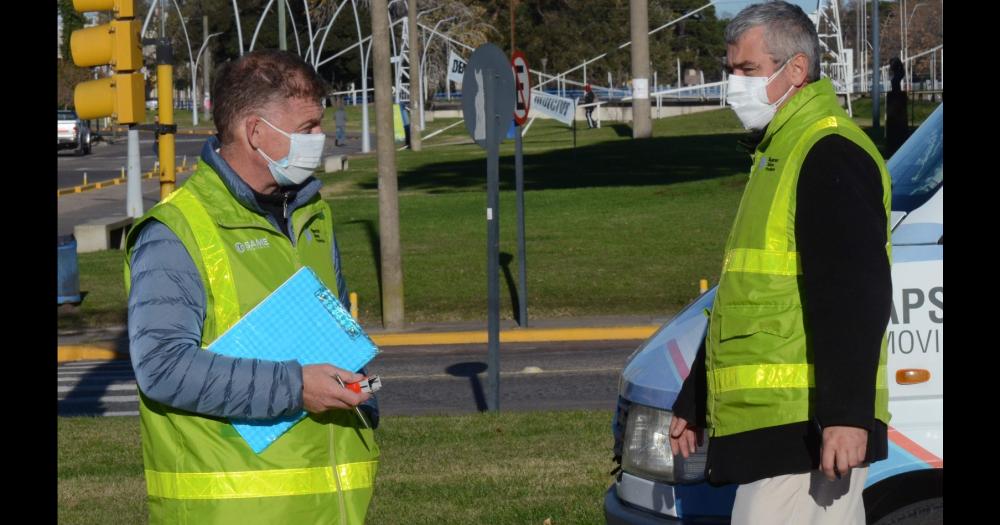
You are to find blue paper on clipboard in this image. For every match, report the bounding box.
[207,267,380,453]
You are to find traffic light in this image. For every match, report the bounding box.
[70,0,145,124]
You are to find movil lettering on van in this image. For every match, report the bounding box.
[887,262,943,355]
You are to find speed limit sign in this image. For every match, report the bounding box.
[511,51,531,126]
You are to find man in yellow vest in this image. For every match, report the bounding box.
[124,50,379,524]
[668,3,892,524]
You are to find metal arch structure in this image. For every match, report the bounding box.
[811,0,854,115]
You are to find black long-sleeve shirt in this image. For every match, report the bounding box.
[673,133,892,485]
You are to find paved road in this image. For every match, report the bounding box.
[57,131,206,189]
[57,340,638,417]
[56,130,374,237]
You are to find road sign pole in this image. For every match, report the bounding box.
[126,126,143,217]
[486,68,501,413]
[462,44,515,414]
[515,123,527,327]
[511,51,531,328]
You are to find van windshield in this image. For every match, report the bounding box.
[887,104,942,213]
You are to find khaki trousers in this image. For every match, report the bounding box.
[731,467,868,525]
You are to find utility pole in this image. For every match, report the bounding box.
[872,0,881,134]
[156,0,176,200]
[510,0,517,54]
[630,0,651,138]
[371,0,405,329]
[157,37,176,200]
[203,15,212,120]
[407,0,421,151]
[278,0,287,51]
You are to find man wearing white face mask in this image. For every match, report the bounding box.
[667,2,892,524]
[123,50,379,524]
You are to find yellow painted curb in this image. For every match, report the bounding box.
[58,345,126,363]
[57,166,197,198]
[57,326,658,363]
[370,326,657,347]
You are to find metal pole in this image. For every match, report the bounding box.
[278,0,287,51]
[630,0,651,138]
[510,0,516,54]
[485,67,500,412]
[352,0,371,152]
[204,16,212,121]
[191,33,222,126]
[371,0,404,329]
[156,39,176,200]
[407,2,421,151]
[515,124,527,328]
[126,126,143,217]
[192,80,199,127]
[903,0,908,91]
[872,0,881,133]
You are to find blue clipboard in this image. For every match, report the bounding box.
[207,267,380,453]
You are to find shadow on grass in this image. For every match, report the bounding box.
[363,132,752,194]
[610,124,633,138]
[499,252,521,326]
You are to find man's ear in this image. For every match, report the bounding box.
[789,53,810,87]
[244,115,261,150]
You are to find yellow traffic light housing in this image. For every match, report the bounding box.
[73,0,135,18]
[69,0,145,124]
[74,73,145,123]
[70,19,142,70]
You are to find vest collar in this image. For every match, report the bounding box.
[759,77,838,150]
[199,135,324,218]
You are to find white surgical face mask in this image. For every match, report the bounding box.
[726,59,794,130]
[256,117,326,186]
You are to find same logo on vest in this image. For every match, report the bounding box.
[234,238,271,253]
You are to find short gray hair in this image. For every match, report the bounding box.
[725,1,821,82]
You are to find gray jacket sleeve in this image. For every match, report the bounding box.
[127,220,304,420]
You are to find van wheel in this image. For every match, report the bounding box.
[871,497,942,525]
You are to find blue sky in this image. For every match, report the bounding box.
[713,0,821,19]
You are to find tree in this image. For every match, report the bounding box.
[838,0,942,83]
[59,0,87,61]
[57,60,95,109]
[475,1,726,88]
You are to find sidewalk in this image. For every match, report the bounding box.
[57,314,671,363]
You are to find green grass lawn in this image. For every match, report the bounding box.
[58,410,613,524]
[61,109,750,330]
[62,105,917,330]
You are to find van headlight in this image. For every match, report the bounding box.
[621,404,707,483]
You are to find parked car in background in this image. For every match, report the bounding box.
[57,109,92,156]
[605,104,943,525]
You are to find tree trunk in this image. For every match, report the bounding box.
[371,0,405,329]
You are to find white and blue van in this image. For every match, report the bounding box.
[604,104,943,525]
